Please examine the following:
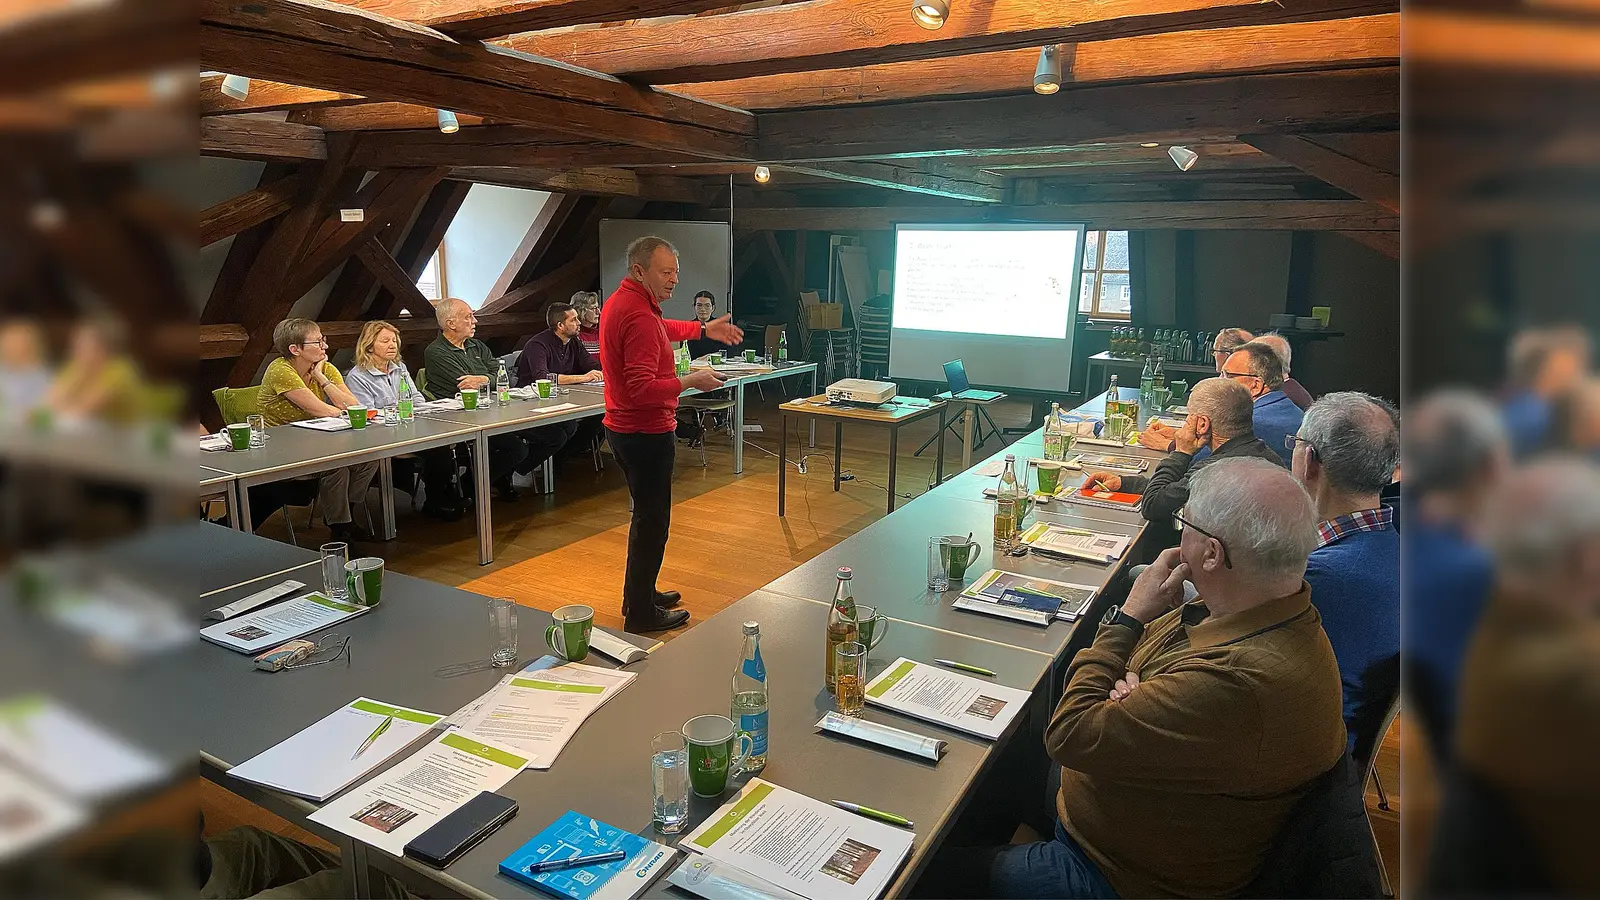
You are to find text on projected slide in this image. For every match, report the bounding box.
[893,230,1078,340]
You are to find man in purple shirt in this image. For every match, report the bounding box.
[517,301,605,465]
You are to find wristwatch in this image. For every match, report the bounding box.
[1100,604,1145,638]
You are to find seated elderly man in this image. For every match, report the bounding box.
[1222,340,1305,466]
[1453,458,1600,894]
[423,298,529,510]
[1291,392,1401,752]
[1254,332,1313,409]
[926,458,1346,898]
[1085,377,1281,528]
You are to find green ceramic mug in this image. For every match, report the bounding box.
[1036,461,1064,496]
[851,605,890,651]
[226,422,252,451]
[682,714,754,797]
[544,604,593,662]
[343,557,384,607]
[743,350,757,362]
[460,388,479,410]
[940,535,982,581]
[347,405,369,429]
[536,379,553,399]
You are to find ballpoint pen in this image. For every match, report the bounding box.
[831,800,913,828]
[351,715,394,760]
[526,850,627,873]
[933,659,997,677]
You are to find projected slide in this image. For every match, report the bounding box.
[893,229,1077,339]
[889,223,1085,394]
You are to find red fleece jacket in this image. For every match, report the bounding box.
[599,277,700,434]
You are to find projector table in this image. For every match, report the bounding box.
[776,394,947,515]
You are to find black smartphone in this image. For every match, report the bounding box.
[402,791,518,869]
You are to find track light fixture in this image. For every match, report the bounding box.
[437,109,460,134]
[1033,45,1062,95]
[754,165,772,184]
[911,0,948,30]
[1168,145,1199,171]
[219,74,251,101]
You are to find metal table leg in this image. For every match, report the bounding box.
[833,423,843,492]
[809,368,817,448]
[733,379,746,474]
[475,433,494,566]
[543,458,555,494]
[778,412,788,516]
[936,407,947,484]
[340,834,373,898]
[233,481,252,532]
[378,458,397,540]
[886,425,899,513]
[223,486,240,530]
[961,403,976,470]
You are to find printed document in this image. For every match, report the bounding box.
[307,731,528,857]
[1018,523,1130,563]
[200,591,370,653]
[0,765,87,861]
[288,416,352,432]
[226,698,443,801]
[445,662,635,769]
[0,696,167,801]
[863,658,1031,740]
[682,779,913,900]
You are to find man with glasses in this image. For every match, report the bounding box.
[1290,392,1401,752]
[1222,340,1304,465]
[422,298,529,513]
[928,458,1344,898]
[1083,377,1282,530]
[1211,326,1254,374]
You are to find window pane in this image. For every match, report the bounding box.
[1102,231,1129,270]
[416,252,441,300]
[1099,271,1131,315]
[1083,230,1101,270]
[1080,273,1097,312]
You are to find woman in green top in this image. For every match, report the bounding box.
[256,318,379,541]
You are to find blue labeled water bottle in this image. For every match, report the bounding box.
[730,621,768,771]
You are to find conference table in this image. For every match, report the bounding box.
[201,465,238,529]
[776,395,949,515]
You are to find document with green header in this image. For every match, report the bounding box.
[680,778,913,900]
[308,730,529,857]
[226,698,444,801]
[862,658,1031,740]
[445,662,636,769]
[199,591,371,654]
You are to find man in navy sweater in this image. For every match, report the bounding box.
[1290,392,1401,755]
[1224,341,1305,466]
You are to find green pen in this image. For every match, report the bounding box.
[351,715,394,760]
[1057,527,1094,536]
[831,800,913,828]
[933,659,997,677]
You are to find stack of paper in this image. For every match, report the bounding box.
[199,433,232,451]
[863,658,1031,741]
[952,570,1098,626]
[289,416,353,432]
[1018,522,1131,564]
[444,662,635,769]
[308,730,530,856]
[199,591,372,654]
[226,698,444,801]
[0,696,167,802]
[1064,483,1144,513]
[1061,451,1149,473]
[0,765,87,862]
[681,779,914,900]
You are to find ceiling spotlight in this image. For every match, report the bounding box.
[1140,142,1160,148]
[753,165,772,184]
[911,0,948,30]
[1033,45,1062,95]
[1168,145,1199,171]
[437,109,460,134]
[219,74,250,101]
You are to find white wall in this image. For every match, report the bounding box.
[440,184,552,309]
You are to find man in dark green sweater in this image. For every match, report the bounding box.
[422,298,527,513]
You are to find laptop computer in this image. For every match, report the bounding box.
[943,359,1004,402]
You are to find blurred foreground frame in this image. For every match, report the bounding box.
[1407,5,1600,392]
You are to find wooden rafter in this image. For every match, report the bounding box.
[202,115,327,161]
[724,201,1399,232]
[200,173,304,245]
[449,166,703,202]
[779,160,1006,203]
[0,0,191,97]
[1242,133,1400,212]
[292,167,449,297]
[372,179,473,318]
[477,240,599,316]
[200,0,755,159]
[1338,230,1399,258]
[501,0,1397,84]
[353,237,432,314]
[489,193,583,302]
[345,0,758,40]
[351,128,704,168]
[756,68,1400,161]
[201,76,361,115]
[661,14,1399,109]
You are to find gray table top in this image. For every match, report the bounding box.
[200,416,483,482]
[95,522,318,597]
[418,393,605,434]
[201,465,234,488]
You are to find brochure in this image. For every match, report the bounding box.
[226,698,443,801]
[444,662,635,769]
[862,658,1030,741]
[497,810,677,899]
[952,570,1098,625]
[1018,522,1130,564]
[0,696,167,802]
[199,591,370,654]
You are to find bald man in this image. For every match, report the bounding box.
[422,298,528,511]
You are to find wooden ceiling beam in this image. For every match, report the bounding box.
[0,0,191,97]
[1241,132,1400,213]
[346,0,760,40]
[502,0,1396,84]
[756,67,1400,162]
[351,127,704,167]
[201,0,755,158]
[294,167,449,297]
[307,102,490,131]
[477,240,599,315]
[778,161,1007,203]
[200,75,361,114]
[489,193,583,302]
[1338,230,1398,259]
[353,237,432,315]
[200,173,304,245]
[372,179,473,318]
[723,201,1399,232]
[663,14,1399,109]
[449,166,703,202]
[201,115,328,161]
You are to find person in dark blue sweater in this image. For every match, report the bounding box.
[1290,391,1402,757]
[1223,341,1305,466]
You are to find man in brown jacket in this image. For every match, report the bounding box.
[928,458,1345,898]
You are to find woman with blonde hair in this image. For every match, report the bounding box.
[344,320,415,415]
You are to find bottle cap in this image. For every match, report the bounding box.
[836,567,852,580]
[742,621,759,635]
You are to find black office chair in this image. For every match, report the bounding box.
[1242,753,1383,899]
[1421,765,1556,897]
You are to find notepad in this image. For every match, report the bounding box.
[226,698,443,801]
[499,811,677,900]
[1064,484,1144,512]
[289,416,353,432]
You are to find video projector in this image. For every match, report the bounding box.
[826,378,898,405]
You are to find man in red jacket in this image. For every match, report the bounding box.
[601,236,743,631]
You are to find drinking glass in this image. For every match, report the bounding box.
[246,413,266,448]
[926,537,953,591]
[650,732,690,834]
[834,641,867,717]
[319,542,349,601]
[488,597,519,667]
[382,403,399,426]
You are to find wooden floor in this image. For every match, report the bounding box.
[235,391,1403,885]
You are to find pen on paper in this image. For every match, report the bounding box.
[527,850,627,873]
[831,800,913,828]
[933,659,997,677]
[351,715,393,760]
